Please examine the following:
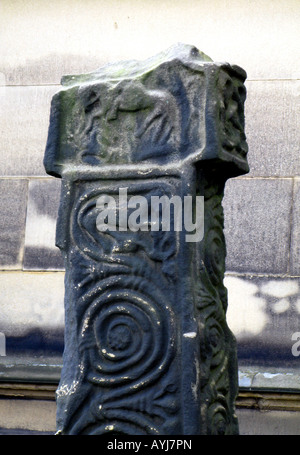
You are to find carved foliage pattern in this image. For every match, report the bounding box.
[196,174,239,435]
[218,67,248,160]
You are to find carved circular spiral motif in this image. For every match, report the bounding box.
[78,276,175,390]
[106,322,132,351]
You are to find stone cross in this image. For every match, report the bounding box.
[44,43,248,435]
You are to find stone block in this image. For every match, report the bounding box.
[0,86,58,176]
[225,275,300,369]
[245,80,300,177]
[0,400,56,433]
[290,178,300,276]
[223,178,293,274]
[0,271,64,337]
[0,179,28,269]
[0,271,64,381]
[237,409,300,436]
[1,1,299,85]
[23,178,64,270]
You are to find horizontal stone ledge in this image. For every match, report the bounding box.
[236,391,300,412]
[238,366,300,394]
[3,374,300,404]
[0,382,57,400]
[226,272,300,279]
[0,357,62,384]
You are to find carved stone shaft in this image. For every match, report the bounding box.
[44,44,248,435]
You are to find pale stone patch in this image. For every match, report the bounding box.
[225,276,269,337]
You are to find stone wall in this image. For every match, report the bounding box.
[0,0,299,430]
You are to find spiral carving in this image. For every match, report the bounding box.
[78,274,175,395]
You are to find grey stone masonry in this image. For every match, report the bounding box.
[23,178,64,270]
[0,86,58,176]
[225,275,300,369]
[223,178,294,275]
[245,81,300,178]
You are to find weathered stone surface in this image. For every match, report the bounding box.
[44,43,248,178]
[44,44,248,435]
[223,178,293,274]
[0,179,28,269]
